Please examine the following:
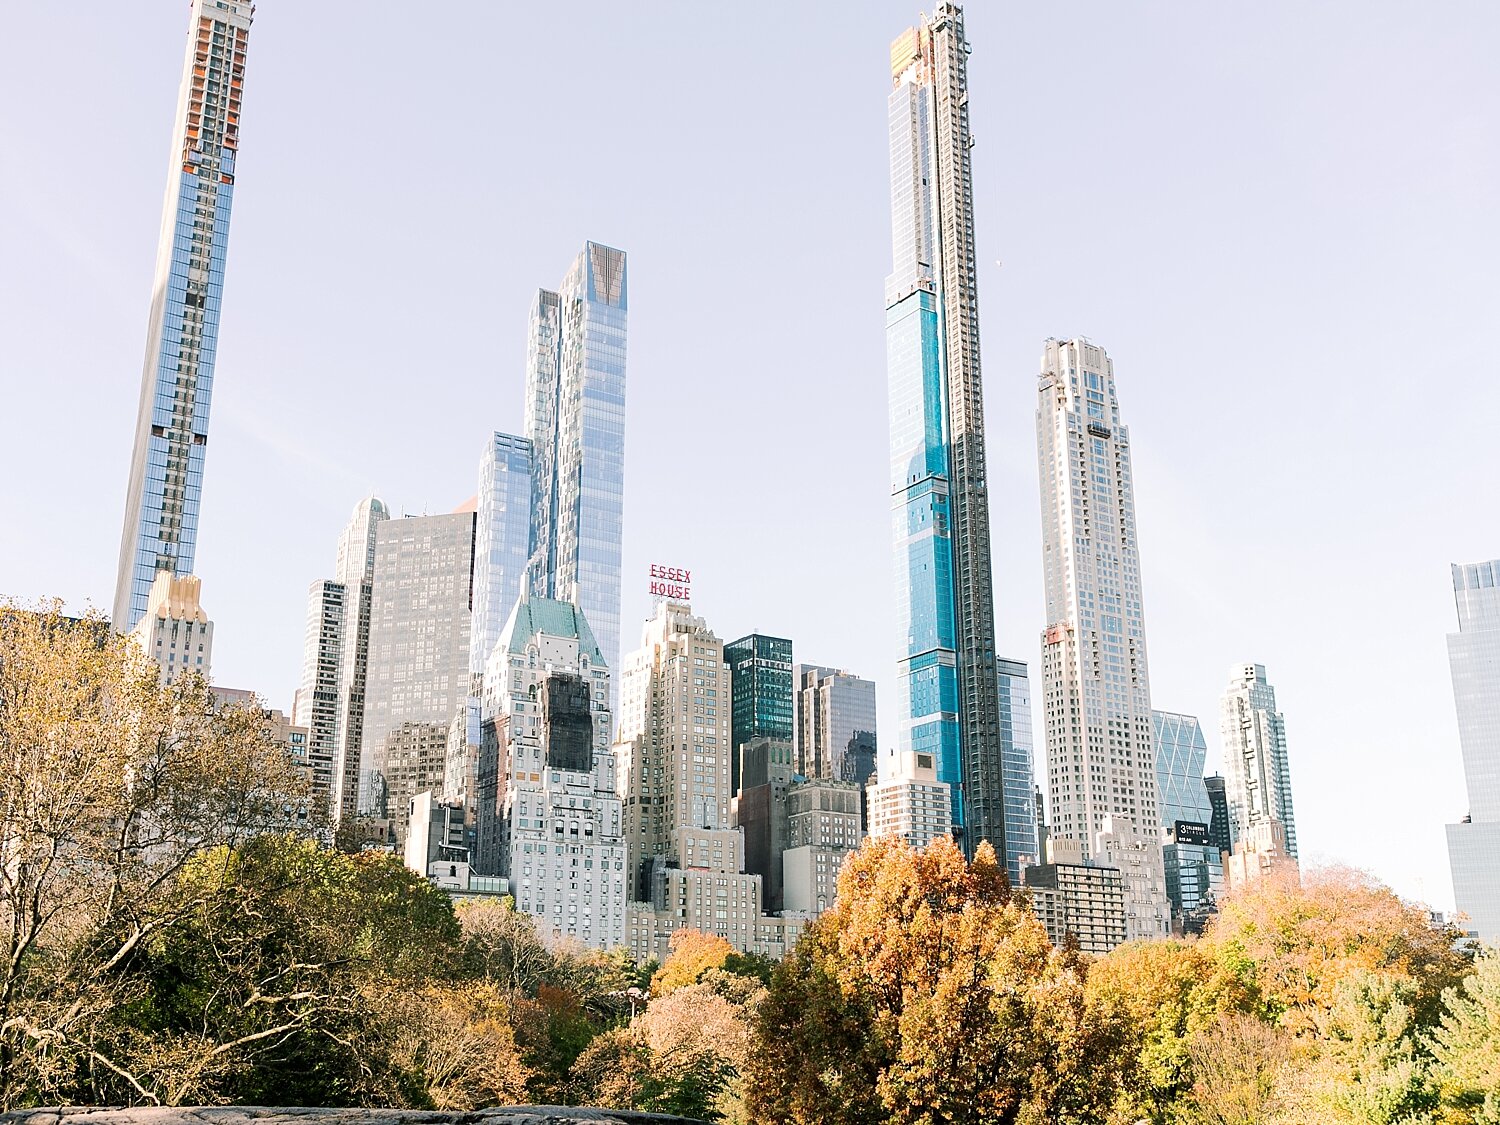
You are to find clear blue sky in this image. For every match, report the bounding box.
[3,2,1497,912]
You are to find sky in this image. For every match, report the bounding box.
[2,1,1497,913]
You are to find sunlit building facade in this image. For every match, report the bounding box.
[525,244,628,716]
[1036,337,1170,941]
[470,433,533,683]
[1220,664,1299,859]
[885,3,1019,859]
[114,0,253,632]
[795,665,878,784]
[1446,560,1500,942]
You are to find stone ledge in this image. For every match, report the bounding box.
[0,1110,705,1125]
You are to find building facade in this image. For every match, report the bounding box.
[725,634,794,788]
[1035,337,1170,941]
[114,1,253,632]
[782,779,864,916]
[480,597,625,950]
[361,509,476,834]
[1220,664,1299,859]
[885,3,1020,860]
[868,750,953,850]
[525,243,628,716]
[470,433,533,684]
[1154,710,1223,934]
[1446,560,1500,942]
[997,659,1040,882]
[1023,855,1128,955]
[293,498,390,822]
[795,666,877,784]
[130,571,213,684]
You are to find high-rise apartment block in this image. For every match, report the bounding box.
[868,751,954,850]
[614,602,800,960]
[293,498,390,820]
[1154,711,1223,935]
[782,779,864,916]
[725,634,794,789]
[1445,560,1500,942]
[1023,842,1129,955]
[1220,664,1299,860]
[525,244,628,714]
[470,433,533,683]
[885,4,1024,860]
[479,597,625,949]
[795,666,877,784]
[1204,775,1232,859]
[361,509,476,836]
[130,571,213,684]
[1036,337,1170,940]
[114,1,253,632]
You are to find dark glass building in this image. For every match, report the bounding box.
[724,634,794,790]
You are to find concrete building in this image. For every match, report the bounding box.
[1225,818,1299,892]
[292,497,390,823]
[795,666,877,784]
[114,0,254,633]
[782,779,864,916]
[868,750,953,850]
[362,508,476,837]
[733,738,795,914]
[1154,710,1223,935]
[885,3,1025,862]
[1220,664,1299,859]
[1446,560,1500,942]
[1023,841,1129,954]
[130,571,213,684]
[1036,336,1170,941]
[614,601,798,959]
[480,596,624,950]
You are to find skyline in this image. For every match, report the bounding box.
[3,1,1499,914]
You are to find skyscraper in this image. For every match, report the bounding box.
[997,659,1040,881]
[1153,710,1223,934]
[1445,560,1500,942]
[525,243,628,714]
[1036,337,1170,940]
[795,666,878,784]
[725,634,794,788]
[292,497,389,822]
[129,571,214,684]
[361,509,476,835]
[113,1,254,632]
[470,433,533,683]
[1220,664,1299,860]
[886,2,1016,857]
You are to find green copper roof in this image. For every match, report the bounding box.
[501,596,607,668]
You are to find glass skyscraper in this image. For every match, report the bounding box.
[998,659,1039,881]
[1154,710,1223,934]
[113,0,254,632]
[525,243,628,714]
[725,634,795,789]
[1219,664,1299,859]
[1445,560,1500,942]
[470,432,533,682]
[1036,337,1171,940]
[885,3,1017,857]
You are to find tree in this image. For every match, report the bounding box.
[1180,1013,1304,1125]
[0,602,307,1108]
[651,929,737,997]
[1305,972,1440,1125]
[745,834,1103,1125]
[381,982,531,1110]
[1431,950,1500,1125]
[1203,867,1471,1033]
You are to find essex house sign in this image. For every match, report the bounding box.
[648,564,692,602]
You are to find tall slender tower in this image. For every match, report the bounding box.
[525,243,628,715]
[1219,664,1299,859]
[1445,561,1500,942]
[113,1,254,632]
[1036,337,1170,940]
[886,3,1013,859]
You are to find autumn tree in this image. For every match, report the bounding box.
[0,602,307,1108]
[746,835,1106,1125]
[1179,1013,1304,1125]
[651,929,737,997]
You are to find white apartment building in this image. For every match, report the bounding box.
[1220,664,1299,858]
[130,570,213,684]
[868,750,953,850]
[1036,338,1170,941]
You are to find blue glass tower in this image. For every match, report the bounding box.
[470,433,534,681]
[113,0,254,632]
[887,4,1015,859]
[525,243,628,713]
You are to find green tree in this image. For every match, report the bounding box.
[1431,950,1500,1125]
[1307,972,1441,1125]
